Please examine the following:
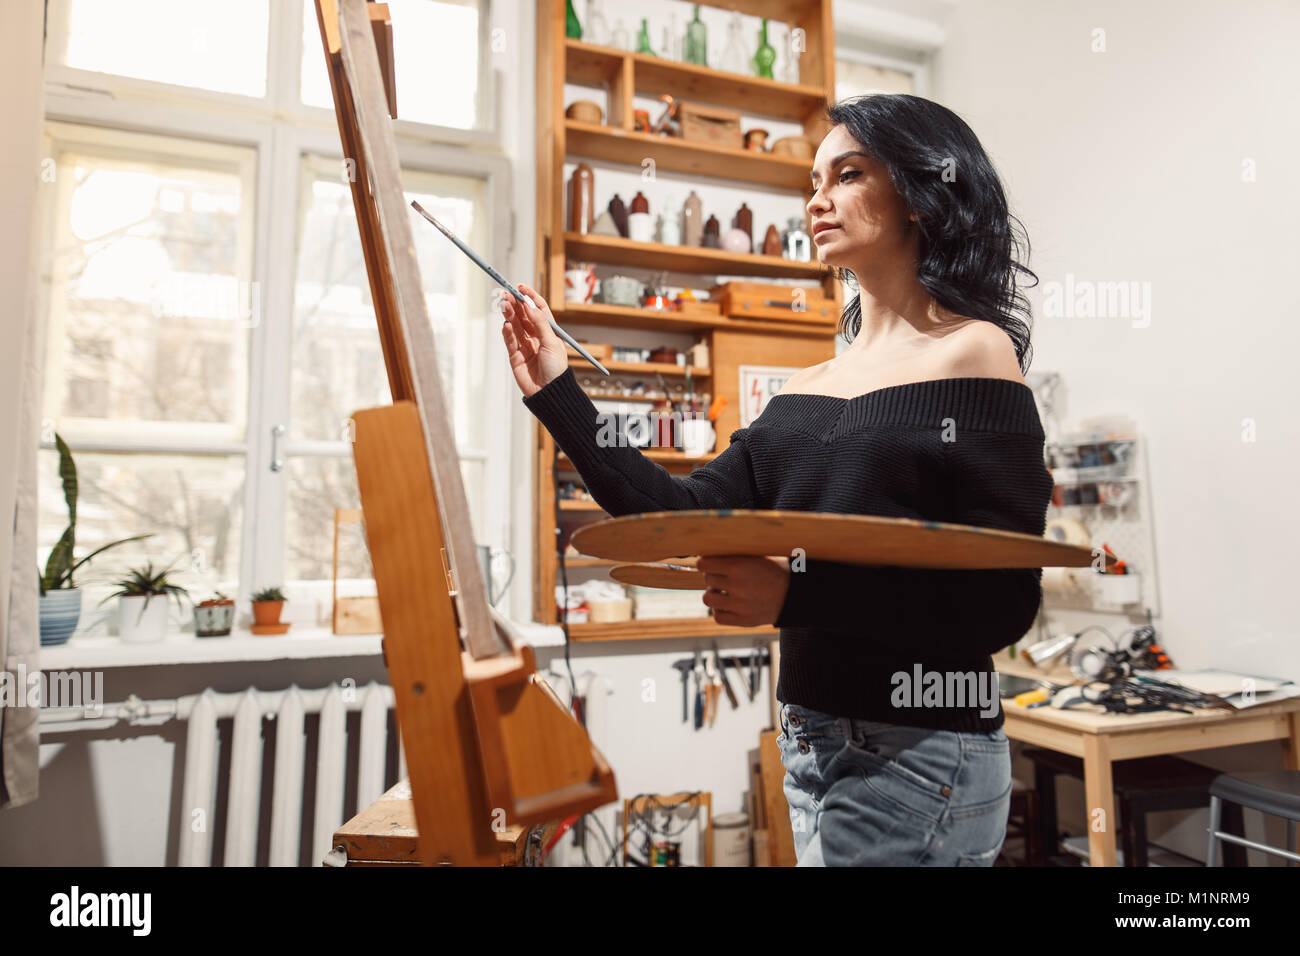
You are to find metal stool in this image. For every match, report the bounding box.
[1206,770,1300,866]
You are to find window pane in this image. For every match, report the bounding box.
[38,450,245,620]
[289,161,489,448]
[52,0,270,97]
[835,60,915,99]
[43,137,253,442]
[302,0,484,129]
[285,456,483,583]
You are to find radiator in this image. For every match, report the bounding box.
[40,681,400,866]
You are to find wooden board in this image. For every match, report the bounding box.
[759,729,796,866]
[609,563,706,589]
[572,509,1112,569]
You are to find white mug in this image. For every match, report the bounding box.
[680,418,716,457]
[564,268,597,303]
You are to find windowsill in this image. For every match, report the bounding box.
[39,618,568,670]
[39,625,383,670]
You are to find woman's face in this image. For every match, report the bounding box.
[805,124,914,270]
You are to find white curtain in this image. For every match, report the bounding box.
[0,0,46,809]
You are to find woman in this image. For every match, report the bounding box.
[500,94,1052,866]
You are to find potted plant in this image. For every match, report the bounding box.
[38,433,151,646]
[250,586,290,635]
[194,592,236,637]
[103,562,190,644]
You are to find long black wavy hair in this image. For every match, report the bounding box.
[823,94,1037,373]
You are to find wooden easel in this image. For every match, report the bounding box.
[314,0,615,866]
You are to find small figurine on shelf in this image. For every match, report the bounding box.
[720,12,748,74]
[635,18,655,55]
[754,18,776,79]
[683,5,707,66]
[565,0,582,39]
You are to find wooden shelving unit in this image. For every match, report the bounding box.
[533,0,840,637]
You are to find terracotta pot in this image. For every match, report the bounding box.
[252,600,284,626]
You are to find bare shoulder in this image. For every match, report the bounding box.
[775,357,831,395]
[938,320,1026,384]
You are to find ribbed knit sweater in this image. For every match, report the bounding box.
[524,367,1054,732]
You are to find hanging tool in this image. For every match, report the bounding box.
[671,660,692,723]
[692,649,704,730]
[748,646,761,700]
[704,655,722,726]
[712,642,739,710]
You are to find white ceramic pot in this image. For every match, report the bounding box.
[118,594,170,643]
[681,418,717,457]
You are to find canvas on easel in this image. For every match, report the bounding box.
[312,0,616,866]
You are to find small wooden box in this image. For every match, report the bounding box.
[678,102,743,150]
[565,341,612,362]
[712,281,837,324]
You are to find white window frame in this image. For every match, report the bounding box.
[39,0,514,616]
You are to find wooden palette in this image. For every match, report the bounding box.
[572,510,1111,570]
[610,563,707,589]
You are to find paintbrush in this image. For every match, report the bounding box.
[409,200,610,375]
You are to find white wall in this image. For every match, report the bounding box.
[932,0,1300,862]
[932,0,1300,679]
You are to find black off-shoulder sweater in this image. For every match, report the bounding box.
[523,367,1054,732]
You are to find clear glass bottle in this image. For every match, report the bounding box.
[778,23,801,83]
[585,0,611,47]
[720,13,747,74]
[610,18,631,51]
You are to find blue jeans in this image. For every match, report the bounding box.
[776,702,1012,866]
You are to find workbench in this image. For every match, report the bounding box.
[997,657,1300,866]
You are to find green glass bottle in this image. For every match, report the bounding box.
[636,18,656,55]
[684,5,707,66]
[754,18,776,79]
[566,0,582,40]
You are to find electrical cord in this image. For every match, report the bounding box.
[551,445,581,722]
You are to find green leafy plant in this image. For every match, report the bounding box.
[101,562,191,620]
[251,586,287,603]
[39,433,151,594]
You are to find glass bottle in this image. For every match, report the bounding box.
[720,13,747,74]
[565,0,582,40]
[610,18,631,51]
[585,0,611,47]
[684,5,707,66]
[779,23,801,84]
[636,18,656,55]
[753,18,776,79]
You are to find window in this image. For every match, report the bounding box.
[300,0,488,129]
[48,0,272,98]
[39,0,507,633]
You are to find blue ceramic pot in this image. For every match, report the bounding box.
[39,588,82,646]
